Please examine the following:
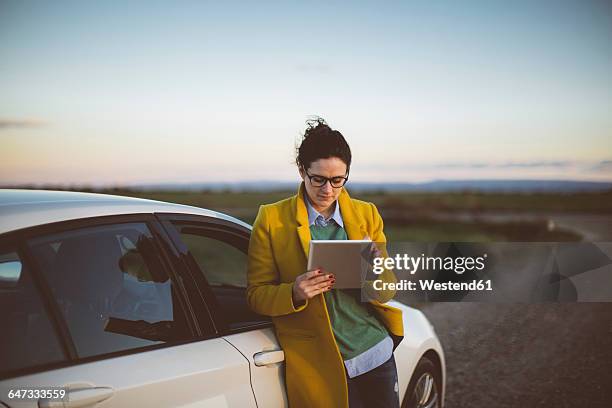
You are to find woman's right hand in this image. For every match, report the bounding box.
[292,268,335,306]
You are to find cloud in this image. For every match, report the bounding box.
[590,160,612,173]
[432,161,574,170]
[416,160,577,169]
[0,119,47,129]
[361,160,601,172]
[496,161,573,169]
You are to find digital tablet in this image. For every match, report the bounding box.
[307,240,374,289]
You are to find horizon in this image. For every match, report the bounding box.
[3,178,612,194]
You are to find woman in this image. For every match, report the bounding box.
[247,118,403,408]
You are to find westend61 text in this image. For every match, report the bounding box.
[373,279,493,291]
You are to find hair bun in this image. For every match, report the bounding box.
[295,117,352,172]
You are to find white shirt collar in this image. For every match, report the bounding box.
[303,191,344,228]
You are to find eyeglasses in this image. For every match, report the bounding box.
[305,170,349,188]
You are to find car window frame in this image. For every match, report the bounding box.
[157,213,273,335]
[0,213,218,380]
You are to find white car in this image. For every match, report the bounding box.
[0,189,445,408]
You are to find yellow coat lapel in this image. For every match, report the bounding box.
[337,186,369,241]
[294,183,311,260]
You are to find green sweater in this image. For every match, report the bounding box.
[310,223,389,360]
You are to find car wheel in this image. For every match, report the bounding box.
[402,356,441,408]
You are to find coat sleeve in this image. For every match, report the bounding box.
[363,202,397,304]
[246,205,309,316]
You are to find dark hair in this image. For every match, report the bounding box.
[295,117,352,173]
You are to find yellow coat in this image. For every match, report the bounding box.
[247,182,404,408]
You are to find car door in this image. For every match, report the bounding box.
[159,214,288,407]
[0,215,256,408]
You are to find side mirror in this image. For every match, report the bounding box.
[0,260,22,289]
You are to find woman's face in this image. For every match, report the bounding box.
[299,157,348,212]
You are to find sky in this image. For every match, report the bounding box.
[1,0,611,186]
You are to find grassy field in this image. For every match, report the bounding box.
[81,187,610,242]
[13,186,607,241]
[359,190,612,214]
[97,188,612,217]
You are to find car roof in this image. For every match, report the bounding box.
[0,189,252,235]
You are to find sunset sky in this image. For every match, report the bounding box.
[1,1,611,186]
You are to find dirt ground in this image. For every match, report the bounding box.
[417,303,612,407]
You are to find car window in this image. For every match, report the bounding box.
[28,222,193,359]
[0,249,65,376]
[172,223,270,330]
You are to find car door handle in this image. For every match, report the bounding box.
[39,386,115,408]
[253,350,285,367]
